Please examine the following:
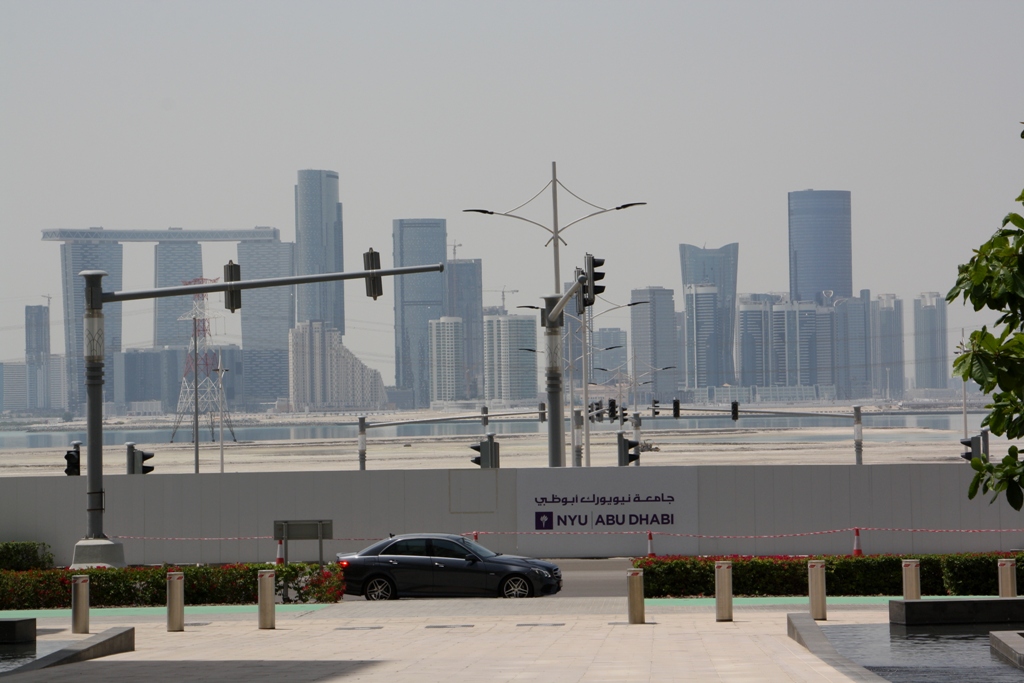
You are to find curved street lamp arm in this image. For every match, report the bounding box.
[463,209,555,237]
[559,204,642,234]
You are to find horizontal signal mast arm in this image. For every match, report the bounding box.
[100,263,445,304]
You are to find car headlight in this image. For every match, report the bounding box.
[531,568,551,578]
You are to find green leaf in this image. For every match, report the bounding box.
[1004,212,1024,230]
[1006,478,1024,511]
[968,473,981,499]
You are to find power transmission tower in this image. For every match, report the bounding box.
[169,279,236,444]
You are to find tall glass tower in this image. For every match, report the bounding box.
[295,169,344,334]
[914,292,948,390]
[679,243,738,384]
[394,218,447,408]
[788,190,852,304]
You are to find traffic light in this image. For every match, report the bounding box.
[621,406,629,422]
[651,399,660,417]
[731,401,739,421]
[673,398,681,418]
[469,436,500,468]
[538,402,546,423]
[363,248,383,300]
[223,260,241,312]
[961,434,982,462]
[127,442,154,474]
[617,431,640,466]
[574,266,586,314]
[608,399,618,422]
[63,442,81,476]
[584,253,606,307]
[595,400,604,422]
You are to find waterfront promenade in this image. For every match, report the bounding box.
[5,597,886,682]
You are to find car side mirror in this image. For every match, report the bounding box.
[464,553,480,563]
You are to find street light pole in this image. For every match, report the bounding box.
[213,351,229,474]
[72,271,125,569]
[465,165,645,467]
[544,295,565,467]
[550,162,561,292]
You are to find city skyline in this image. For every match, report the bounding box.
[1,2,1020,386]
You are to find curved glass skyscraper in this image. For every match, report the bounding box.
[788,190,852,304]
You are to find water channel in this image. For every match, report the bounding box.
[0,412,990,450]
[821,623,1024,682]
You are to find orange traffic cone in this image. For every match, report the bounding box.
[852,527,863,557]
[276,540,285,565]
[647,531,655,557]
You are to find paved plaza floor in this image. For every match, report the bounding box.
[5,598,888,682]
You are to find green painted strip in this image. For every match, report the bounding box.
[645,595,993,606]
[0,604,329,619]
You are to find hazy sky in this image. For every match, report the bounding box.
[1,0,1021,382]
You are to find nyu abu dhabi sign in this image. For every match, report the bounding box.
[514,467,699,557]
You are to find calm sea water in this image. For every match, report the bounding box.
[0,413,989,450]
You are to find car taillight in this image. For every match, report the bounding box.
[339,560,349,568]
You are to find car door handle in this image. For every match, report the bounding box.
[387,559,399,565]
[434,562,445,568]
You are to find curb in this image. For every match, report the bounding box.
[0,627,134,677]
[786,613,885,682]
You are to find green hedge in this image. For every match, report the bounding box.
[633,553,1021,598]
[0,563,344,610]
[0,542,54,571]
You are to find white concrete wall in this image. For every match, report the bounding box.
[1,463,1021,567]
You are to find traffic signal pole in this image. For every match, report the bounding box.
[542,275,587,468]
[72,260,443,568]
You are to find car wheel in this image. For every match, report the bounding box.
[364,576,397,601]
[500,575,532,598]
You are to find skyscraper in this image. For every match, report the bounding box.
[834,289,872,399]
[43,226,280,413]
[238,236,294,409]
[25,304,50,409]
[683,284,722,389]
[445,259,484,399]
[429,317,466,403]
[788,190,853,304]
[871,294,905,399]
[735,295,773,388]
[914,292,948,390]
[483,314,537,403]
[771,300,834,388]
[295,170,344,334]
[630,287,680,402]
[289,321,386,411]
[59,232,123,409]
[394,219,447,408]
[154,235,203,347]
[679,243,738,384]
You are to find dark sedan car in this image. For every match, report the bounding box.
[336,533,561,600]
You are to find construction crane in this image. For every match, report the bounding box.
[485,286,519,310]
[449,242,463,261]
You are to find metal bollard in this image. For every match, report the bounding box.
[998,558,1018,598]
[626,568,645,624]
[715,561,733,622]
[808,560,827,620]
[902,559,921,600]
[167,571,185,632]
[71,575,89,634]
[258,569,275,629]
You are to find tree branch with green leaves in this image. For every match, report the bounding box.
[947,188,1024,510]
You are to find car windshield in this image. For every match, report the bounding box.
[460,538,498,558]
